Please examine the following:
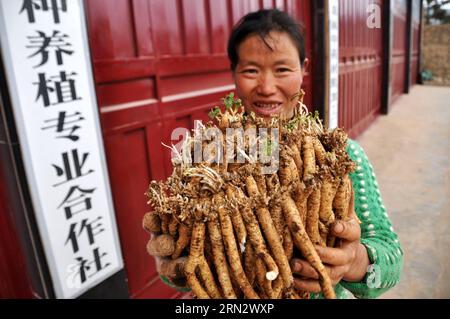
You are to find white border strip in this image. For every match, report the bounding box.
[101,98,158,113]
[161,84,236,103]
[100,84,236,113]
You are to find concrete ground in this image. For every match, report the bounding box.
[354,85,450,299]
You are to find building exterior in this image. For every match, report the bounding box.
[0,0,422,299]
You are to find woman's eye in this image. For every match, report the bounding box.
[276,68,291,73]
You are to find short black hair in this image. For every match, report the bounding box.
[227,9,306,71]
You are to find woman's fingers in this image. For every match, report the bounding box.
[291,257,349,283]
[292,244,356,273]
[290,258,319,279]
[293,278,322,293]
[158,256,188,279]
[293,264,348,293]
[330,218,361,242]
[314,245,355,266]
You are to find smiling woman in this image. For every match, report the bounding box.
[148,8,403,300]
[233,32,307,119]
[228,10,309,120]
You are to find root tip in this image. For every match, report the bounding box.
[266,271,279,281]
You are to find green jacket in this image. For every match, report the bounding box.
[160,139,404,299]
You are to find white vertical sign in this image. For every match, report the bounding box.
[328,0,339,129]
[0,0,123,298]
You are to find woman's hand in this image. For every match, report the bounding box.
[143,213,188,287]
[155,254,188,287]
[291,192,370,293]
[149,232,188,287]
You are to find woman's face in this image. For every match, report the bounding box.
[233,31,307,120]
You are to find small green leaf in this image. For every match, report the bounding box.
[208,107,220,119]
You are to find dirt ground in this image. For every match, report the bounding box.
[354,85,450,298]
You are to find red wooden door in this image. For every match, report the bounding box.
[338,0,384,139]
[391,0,408,105]
[0,159,34,298]
[85,0,314,298]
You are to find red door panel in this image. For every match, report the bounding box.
[182,0,210,54]
[339,0,384,139]
[104,128,156,295]
[208,1,230,54]
[85,0,137,60]
[149,0,184,56]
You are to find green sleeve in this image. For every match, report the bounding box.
[159,274,192,293]
[340,139,404,298]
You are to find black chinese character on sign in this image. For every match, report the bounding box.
[41,111,84,141]
[73,248,111,284]
[65,216,105,253]
[34,71,81,107]
[52,149,94,187]
[58,185,96,219]
[20,0,67,24]
[26,30,73,67]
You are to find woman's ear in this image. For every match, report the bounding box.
[302,58,310,72]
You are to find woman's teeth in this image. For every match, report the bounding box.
[255,103,280,109]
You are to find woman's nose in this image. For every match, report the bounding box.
[256,74,277,96]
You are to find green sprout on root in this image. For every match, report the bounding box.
[209,92,243,120]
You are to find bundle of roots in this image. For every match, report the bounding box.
[144,93,355,299]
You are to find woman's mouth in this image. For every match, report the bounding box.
[252,102,283,116]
